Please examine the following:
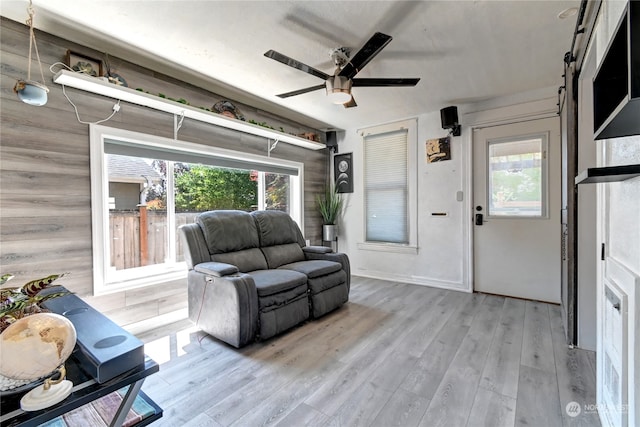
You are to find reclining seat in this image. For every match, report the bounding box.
[180,210,309,347]
[251,210,350,318]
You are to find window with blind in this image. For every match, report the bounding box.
[365,129,409,243]
[361,119,417,250]
[90,124,303,294]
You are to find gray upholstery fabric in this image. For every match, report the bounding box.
[211,248,268,273]
[280,260,342,279]
[179,223,210,269]
[248,269,307,296]
[306,270,347,294]
[187,270,258,348]
[309,284,349,318]
[197,210,260,254]
[180,209,351,347]
[261,243,305,269]
[251,210,305,247]
[258,294,309,340]
[194,261,238,277]
[302,245,333,254]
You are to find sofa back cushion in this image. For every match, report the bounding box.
[196,210,268,272]
[251,210,305,247]
[251,211,306,268]
[211,248,268,273]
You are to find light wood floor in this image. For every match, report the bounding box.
[138,277,600,427]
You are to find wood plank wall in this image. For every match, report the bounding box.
[0,17,328,327]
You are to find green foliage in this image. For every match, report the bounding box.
[174,165,258,211]
[316,186,343,225]
[264,173,289,211]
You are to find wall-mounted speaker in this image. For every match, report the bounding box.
[440,106,461,136]
[325,131,338,153]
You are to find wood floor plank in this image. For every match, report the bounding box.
[370,387,431,427]
[275,403,331,427]
[418,295,504,426]
[136,277,598,427]
[549,305,600,427]
[467,387,517,427]
[521,300,555,373]
[323,380,393,427]
[479,297,526,399]
[515,365,563,427]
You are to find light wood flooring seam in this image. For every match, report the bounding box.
[138,277,600,427]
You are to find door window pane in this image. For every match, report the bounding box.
[488,136,546,217]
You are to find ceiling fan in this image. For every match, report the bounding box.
[264,32,420,108]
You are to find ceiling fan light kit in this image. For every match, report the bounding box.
[265,32,419,108]
[326,75,352,104]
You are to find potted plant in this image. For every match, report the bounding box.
[316,186,343,241]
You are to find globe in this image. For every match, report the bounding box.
[0,313,77,381]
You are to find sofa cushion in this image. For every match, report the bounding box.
[251,210,305,247]
[249,269,308,297]
[280,260,342,279]
[197,210,260,254]
[261,243,305,269]
[211,248,268,273]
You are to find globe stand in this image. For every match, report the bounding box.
[20,366,73,411]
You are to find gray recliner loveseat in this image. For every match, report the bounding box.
[179,209,350,348]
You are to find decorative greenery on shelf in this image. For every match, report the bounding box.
[0,273,70,333]
[316,186,343,225]
[134,88,290,133]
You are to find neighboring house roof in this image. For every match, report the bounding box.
[108,154,163,184]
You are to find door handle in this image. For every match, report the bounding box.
[475,213,484,225]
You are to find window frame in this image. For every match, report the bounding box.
[89,124,304,295]
[358,118,418,253]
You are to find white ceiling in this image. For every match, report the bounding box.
[1,0,579,132]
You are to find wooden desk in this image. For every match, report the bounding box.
[0,356,162,427]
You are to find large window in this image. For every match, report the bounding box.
[360,119,417,251]
[90,125,303,294]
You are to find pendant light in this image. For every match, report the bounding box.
[13,0,49,106]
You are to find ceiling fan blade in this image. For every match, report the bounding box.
[276,84,326,98]
[264,50,330,80]
[343,96,357,108]
[339,32,393,79]
[352,78,420,87]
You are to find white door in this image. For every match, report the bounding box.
[473,117,561,303]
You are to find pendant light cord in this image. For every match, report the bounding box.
[26,0,46,86]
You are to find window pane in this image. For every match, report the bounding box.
[264,173,290,213]
[488,137,544,217]
[174,164,257,212]
[108,154,167,270]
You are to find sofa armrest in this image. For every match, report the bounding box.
[179,223,210,269]
[194,261,239,277]
[302,245,333,254]
[187,270,258,348]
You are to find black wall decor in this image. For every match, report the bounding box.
[334,153,353,193]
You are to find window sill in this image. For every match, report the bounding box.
[357,242,418,254]
[97,265,187,295]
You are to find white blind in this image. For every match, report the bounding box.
[364,129,408,243]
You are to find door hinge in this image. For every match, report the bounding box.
[601,243,606,261]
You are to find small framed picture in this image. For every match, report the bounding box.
[334,152,353,193]
[65,50,103,77]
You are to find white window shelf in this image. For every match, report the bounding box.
[53,70,326,151]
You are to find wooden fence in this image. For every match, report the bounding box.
[109,210,199,270]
